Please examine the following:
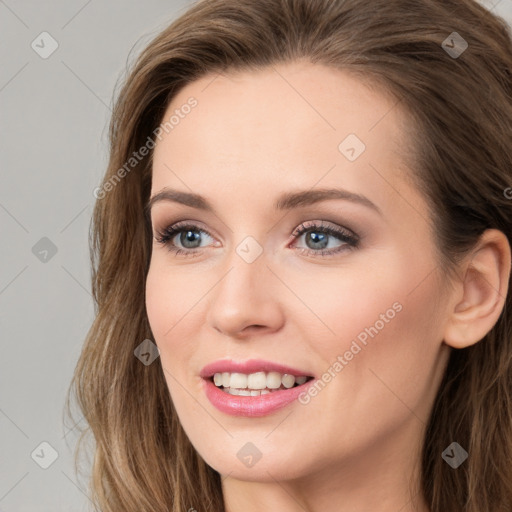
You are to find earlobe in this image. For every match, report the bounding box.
[443,229,511,349]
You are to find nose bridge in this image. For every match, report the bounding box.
[206,236,284,336]
[215,238,269,309]
[218,228,269,284]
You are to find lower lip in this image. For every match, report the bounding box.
[202,378,316,417]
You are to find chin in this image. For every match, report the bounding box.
[197,443,314,482]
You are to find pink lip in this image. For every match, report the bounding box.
[202,378,316,417]
[199,358,316,417]
[199,358,314,379]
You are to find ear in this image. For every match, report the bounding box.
[443,229,511,349]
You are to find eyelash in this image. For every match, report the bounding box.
[153,220,360,259]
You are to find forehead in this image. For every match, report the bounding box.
[151,61,417,216]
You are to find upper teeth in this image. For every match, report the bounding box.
[213,371,309,389]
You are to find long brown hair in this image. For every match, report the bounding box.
[65,0,512,510]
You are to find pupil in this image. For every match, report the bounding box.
[307,231,328,249]
[181,230,200,248]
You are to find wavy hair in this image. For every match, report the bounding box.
[65,0,512,510]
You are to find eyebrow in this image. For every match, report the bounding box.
[145,187,382,216]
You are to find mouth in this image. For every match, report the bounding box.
[200,359,317,416]
[207,371,315,396]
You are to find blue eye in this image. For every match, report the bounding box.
[153,222,214,258]
[153,220,359,258]
[291,220,359,257]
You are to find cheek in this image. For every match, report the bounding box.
[307,255,445,406]
[145,263,196,374]
[145,265,168,339]
[145,260,197,340]
[286,259,409,354]
[145,266,195,410]
[329,272,445,424]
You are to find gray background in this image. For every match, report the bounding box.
[1,1,511,511]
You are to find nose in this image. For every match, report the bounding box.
[206,247,285,339]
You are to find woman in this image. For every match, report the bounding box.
[65,0,512,510]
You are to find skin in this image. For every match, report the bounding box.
[145,60,511,512]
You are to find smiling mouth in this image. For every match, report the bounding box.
[208,371,314,396]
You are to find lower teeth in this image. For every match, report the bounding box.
[220,383,299,396]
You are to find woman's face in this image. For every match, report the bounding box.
[145,61,454,484]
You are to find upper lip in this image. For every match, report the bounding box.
[200,359,314,379]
